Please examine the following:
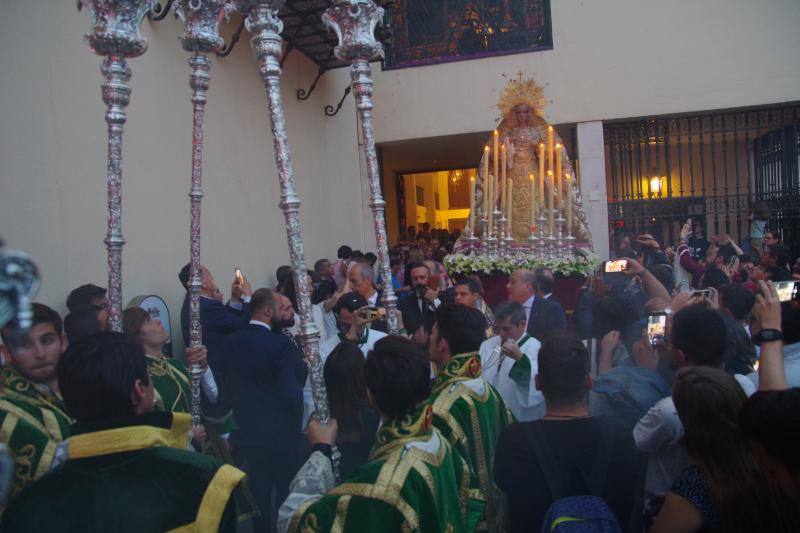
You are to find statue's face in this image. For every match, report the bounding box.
[514,105,532,127]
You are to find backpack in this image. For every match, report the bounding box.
[527,423,623,533]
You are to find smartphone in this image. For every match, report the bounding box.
[234,268,244,285]
[647,313,668,346]
[605,260,628,273]
[775,281,797,303]
[692,289,712,299]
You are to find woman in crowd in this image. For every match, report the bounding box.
[323,342,381,478]
[650,366,798,532]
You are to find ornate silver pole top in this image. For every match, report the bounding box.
[0,247,40,331]
[176,0,234,52]
[323,0,384,61]
[78,0,153,57]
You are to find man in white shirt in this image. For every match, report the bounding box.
[633,305,756,522]
[302,292,387,428]
[347,262,379,307]
[479,301,545,422]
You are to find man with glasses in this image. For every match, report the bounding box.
[478,301,544,422]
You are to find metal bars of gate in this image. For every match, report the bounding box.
[604,104,800,255]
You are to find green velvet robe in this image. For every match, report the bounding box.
[289,405,485,533]
[0,412,246,532]
[0,365,74,502]
[430,352,514,532]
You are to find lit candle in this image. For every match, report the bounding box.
[482,145,489,216]
[566,173,573,232]
[548,170,554,235]
[501,144,507,217]
[530,173,536,229]
[555,143,563,208]
[469,175,476,231]
[547,126,554,179]
[538,143,545,216]
[493,130,499,201]
[488,174,494,236]
[507,186,513,237]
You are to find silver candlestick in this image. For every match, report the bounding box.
[176,0,233,427]
[77,0,151,332]
[555,214,566,261]
[537,213,548,259]
[547,210,558,261]
[496,212,508,257]
[478,213,489,257]
[323,0,398,335]
[236,0,330,431]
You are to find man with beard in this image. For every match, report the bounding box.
[398,262,440,349]
[220,288,308,533]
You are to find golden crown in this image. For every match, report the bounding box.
[497,72,547,118]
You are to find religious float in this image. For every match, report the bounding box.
[449,75,599,306]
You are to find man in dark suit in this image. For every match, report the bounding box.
[179,263,251,371]
[398,262,440,347]
[220,288,307,533]
[506,269,566,343]
[534,267,560,305]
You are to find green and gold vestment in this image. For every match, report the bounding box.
[287,404,485,532]
[0,365,73,502]
[430,352,514,532]
[0,412,246,532]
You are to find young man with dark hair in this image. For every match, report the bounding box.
[221,288,308,533]
[63,304,108,344]
[0,332,246,532]
[479,301,544,422]
[0,303,73,502]
[65,283,108,313]
[429,304,513,532]
[279,336,484,533]
[762,242,791,270]
[454,276,495,338]
[494,333,643,532]
[633,302,756,522]
[302,293,388,428]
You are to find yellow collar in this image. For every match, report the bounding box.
[67,413,192,460]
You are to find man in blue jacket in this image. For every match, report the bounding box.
[179,263,251,371]
[221,288,308,533]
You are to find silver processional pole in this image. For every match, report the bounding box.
[235,0,336,464]
[323,0,399,334]
[175,0,234,427]
[77,0,152,332]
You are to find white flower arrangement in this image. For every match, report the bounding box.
[444,250,600,278]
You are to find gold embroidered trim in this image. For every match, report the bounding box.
[68,413,192,459]
[330,494,351,533]
[194,464,247,532]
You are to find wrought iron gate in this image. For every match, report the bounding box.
[604,104,800,258]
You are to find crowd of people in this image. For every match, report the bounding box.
[0,218,798,532]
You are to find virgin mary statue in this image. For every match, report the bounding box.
[474,75,593,248]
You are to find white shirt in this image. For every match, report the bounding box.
[522,295,535,329]
[366,291,378,307]
[249,319,271,330]
[301,328,388,429]
[479,335,545,422]
[634,373,756,498]
[286,303,330,342]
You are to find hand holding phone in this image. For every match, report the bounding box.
[605,260,629,274]
[647,313,668,347]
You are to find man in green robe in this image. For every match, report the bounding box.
[0,303,74,503]
[278,336,485,533]
[428,304,514,532]
[1,331,247,532]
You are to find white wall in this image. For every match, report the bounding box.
[0,3,364,347]
[369,0,800,144]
